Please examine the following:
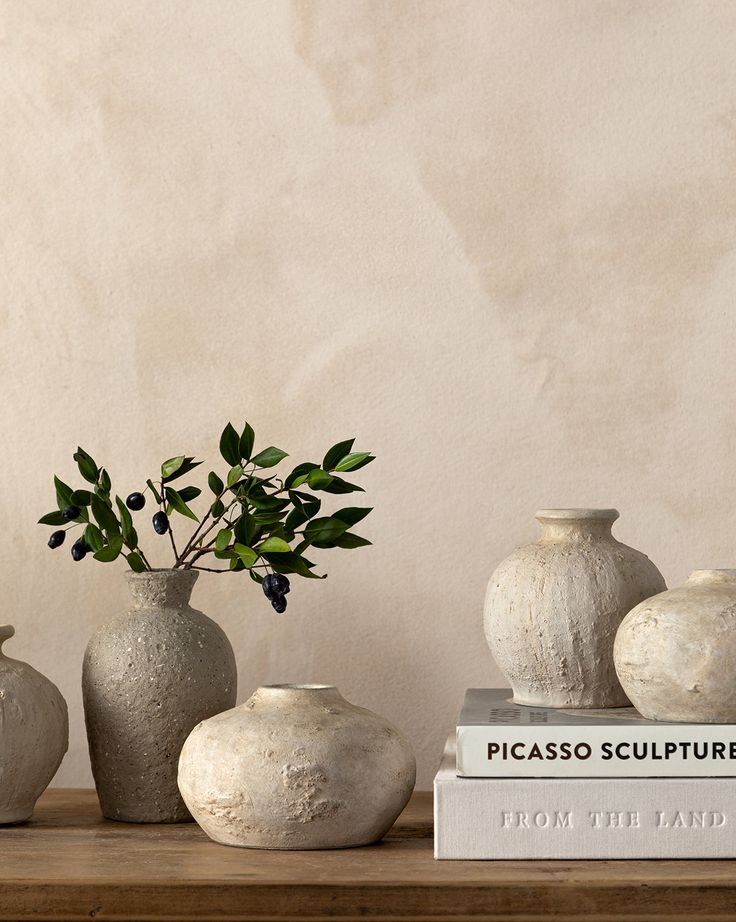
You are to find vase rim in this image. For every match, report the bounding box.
[536,508,619,521]
[125,568,197,577]
[0,624,14,649]
[688,569,736,584]
[259,683,337,692]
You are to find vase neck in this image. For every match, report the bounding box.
[249,684,346,709]
[536,508,619,542]
[0,624,14,655]
[686,569,736,586]
[125,569,198,610]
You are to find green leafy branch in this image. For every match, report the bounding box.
[39,422,375,609]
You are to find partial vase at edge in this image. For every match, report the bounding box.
[484,508,666,709]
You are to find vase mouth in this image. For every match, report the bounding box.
[536,508,619,522]
[687,569,736,585]
[260,684,337,692]
[125,568,198,608]
[0,624,14,650]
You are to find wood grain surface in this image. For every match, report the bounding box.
[1,789,736,921]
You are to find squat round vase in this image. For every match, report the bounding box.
[484,509,666,708]
[177,684,416,849]
[82,569,237,823]
[615,569,736,722]
[0,625,68,824]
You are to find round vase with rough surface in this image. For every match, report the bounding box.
[615,569,736,722]
[0,625,68,824]
[484,509,666,708]
[83,569,237,823]
[177,684,416,849]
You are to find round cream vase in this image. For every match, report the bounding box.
[177,684,416,849]
[484,509,666,708]
[615,569,736,722]
[0,625,68,824]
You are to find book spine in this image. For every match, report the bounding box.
[434,774,736,859]
[456,724,736,777]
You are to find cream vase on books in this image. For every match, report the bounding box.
[615,569,736,722]
[484,509,666,708]
[178,684,416,849]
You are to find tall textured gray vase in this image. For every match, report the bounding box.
[82,569,237,823]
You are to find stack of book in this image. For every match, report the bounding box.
[434,689,736,859]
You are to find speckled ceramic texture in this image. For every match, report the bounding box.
[615,569,736,722]
[82,569,237,823]
[0,625,68,824]
[177,684,416,849]
[484,509,666,709]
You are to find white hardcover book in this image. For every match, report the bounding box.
[457,688,736,778]
[434,737,736,859]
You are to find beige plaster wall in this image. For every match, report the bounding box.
[2,0,735,790]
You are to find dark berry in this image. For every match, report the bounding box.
[48,530,66,549]
[262,573,277,601]
[62,505,81,521]
[71,539,88,561]
[271,595,287,614]
[270,574,290,596]
[152,511,169,535]
[126,492,146,511]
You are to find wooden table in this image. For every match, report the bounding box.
[2,790,736,921]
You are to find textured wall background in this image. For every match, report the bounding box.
[2,0,735,790]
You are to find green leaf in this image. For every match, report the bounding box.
[251,446,288,468]
[320,476,364,494]
[334,452,373,473]
[70,489,92,506]
[126,551,146,572]
[335,532,372,549]
[146,479,162,503]
[91,494,120,534]
[211,498,225,518]
[322,438,355,471]
[115,496,138,549]
[284,462,319,490]
[249,569,264,584]
[163,457,202,483]
[165,487,199,522]
[100,469,112,493]
[233,543,258,567]
[93,535,124,562]
[248,494,289,512]
[38,511,66,526]
[284,505,309,531]
[265,551,325,579]
[161,456,185,479]
[84,523,105,553]
[229,556,246,571]
[257,536,291,554]
[208,471,224,495]
[239,422,255,461]
[307,468,333,490]
[73,447,99,484]
[219,422,241,466]
[303,516,350,545]
[54,476,74,509]
[253,510,287,525]
[227,464,244,489]
[333,507,373,528]
[178,486,202,503]
[215,528,233,552]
